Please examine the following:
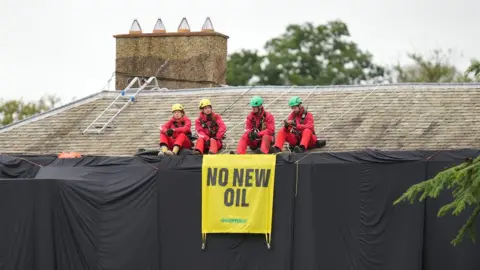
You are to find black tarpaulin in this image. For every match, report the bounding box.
[0,155,41,178]
[292,151,426,270]
[42,156,150,167]
[1,149,480,270]
[4,154,58,167]
[2,154,153,168]
[0,179,36,269]
[0,163,159,270]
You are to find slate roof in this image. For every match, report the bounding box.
[1,84,480,156]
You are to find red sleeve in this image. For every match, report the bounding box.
[160,119,172,133]
[215,114,227,139]
[195,117,207,137]
[176,117,191,133]
[296,112,314,131]
[245,114,253,133]
[287,112,294,121]
[283,112,294,130]
[258,112,275,136]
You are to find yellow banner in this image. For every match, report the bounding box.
[201,154,276,248]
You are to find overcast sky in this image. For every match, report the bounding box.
[0,0,478,104]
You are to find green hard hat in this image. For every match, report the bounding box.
[288,96,302,107]
[250,96,264,107]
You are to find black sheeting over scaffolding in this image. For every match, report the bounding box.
[1,149,480,270]
[0,155,40,178]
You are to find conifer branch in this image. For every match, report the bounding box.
[393,156,480,245]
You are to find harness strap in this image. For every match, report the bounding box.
[251,113,267,131]
[200,117,225,139]
[172,120,193,138]
[293,110,316,136]
[172,121,185,128]
[300,110,307,124]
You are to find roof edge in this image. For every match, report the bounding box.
[103,82,480,96]
[0,91,105,133]
[3,147,479,158]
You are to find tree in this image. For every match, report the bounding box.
[0,94,60,126]
[226,49,263,86]
[393,49,471,83]
[226,20,388,86]
[394,156,480,246]
[465,59,480,81]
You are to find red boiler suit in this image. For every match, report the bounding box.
[160,116,193,150]
[194,112,226,154]
[237,108,275,154]
[274,108,317,150]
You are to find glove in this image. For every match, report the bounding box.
[166,129,174,136]
[249,131,258,140]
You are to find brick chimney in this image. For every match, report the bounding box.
[113,17,229,90]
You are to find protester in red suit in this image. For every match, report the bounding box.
[158,103,192,156]
[193,99,227,155]
[235,96,275,154]
[272,96,317,153]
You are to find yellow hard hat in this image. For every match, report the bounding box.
[199,99,212,109]
[171,103,184,112]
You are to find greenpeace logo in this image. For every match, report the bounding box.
[220,218,247,224]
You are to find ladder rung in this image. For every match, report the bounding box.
[97,113,116,118]
[93,122,114,127]
[84,130,100,133]
[95,118,113,123]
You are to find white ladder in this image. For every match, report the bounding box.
[82,76,160,134]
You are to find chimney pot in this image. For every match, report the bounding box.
[201,17,214,32]
[153,18,166,33]
[129,19,142,35]
[178,17,191,33]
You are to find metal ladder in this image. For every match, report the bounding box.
[82,76,160,134]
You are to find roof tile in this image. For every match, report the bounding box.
[1,84,480,155]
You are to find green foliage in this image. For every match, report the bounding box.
[393,49,471,83]
[0,94,60,126]
[465,59,480,81]
[394,156,480,246]
[226,49,264,86]
[261,21,387,85]
[226,20,388,86]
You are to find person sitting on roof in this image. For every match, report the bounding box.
[193,99,227,155]
[235,96,275,154]
[271,96,317,153]
[158,103,193,156]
